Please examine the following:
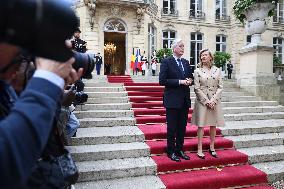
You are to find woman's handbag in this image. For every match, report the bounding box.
[56,149,79,185]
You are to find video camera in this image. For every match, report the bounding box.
[71,80,88,105]
[0,0,95,79]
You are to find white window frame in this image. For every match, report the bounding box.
[148,25,157,59]
[162,30,176,48]
[273,0,284,23]
[190,32,203,69]
[162,0,177,15]
[190,0,203,17]
[215,0,227,19]
[273,37,283,64]
[216,35,227,52]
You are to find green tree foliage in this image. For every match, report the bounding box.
[214,52,231,68]
[156,48,173,63]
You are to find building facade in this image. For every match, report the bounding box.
[73,0,284,76]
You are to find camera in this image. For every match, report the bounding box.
[0,0,95,78]
[71,80,88,105]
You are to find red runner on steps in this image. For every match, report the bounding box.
[107,77,272,189]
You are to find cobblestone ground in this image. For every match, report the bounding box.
[272,180,284,189]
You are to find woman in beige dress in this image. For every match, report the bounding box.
[191,49,225,159]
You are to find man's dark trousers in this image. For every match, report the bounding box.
[166,103,189,154]
[96,64,101,75]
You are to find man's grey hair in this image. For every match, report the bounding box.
[171,38,183,50]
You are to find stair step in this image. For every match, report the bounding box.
[84,87,125,92]
[67,142,149,161]
[253,160,284,183]
[224,112,284,121]
[222,119,284,136]
[76,157,156,182]
[159,164,268,189]
[75,176,166,189]
[147,137,233,154]
[75,110,133,118]
[131,101,279,108]
[79,117,136,127]
[153,149,248,173]
[78,103,131,111]
[70,126,144,145]
[87,97,129,104]
[223,106,284,114]
[87,92,127,98]
[84,83,123,87]
[238,145,284,164]
[226,132,284,148]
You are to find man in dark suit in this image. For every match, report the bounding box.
[95,52,103,75]
[159,39,194,162]
[227,61,233,79]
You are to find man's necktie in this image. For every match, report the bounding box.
[177,58,184,75]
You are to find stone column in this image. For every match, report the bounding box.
[237,45,280,101]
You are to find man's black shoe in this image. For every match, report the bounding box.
[167,153,181,162]
[176,151,190,160]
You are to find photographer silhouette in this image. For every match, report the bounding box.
[0,0,83,188]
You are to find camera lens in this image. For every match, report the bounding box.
[73,52,95,79]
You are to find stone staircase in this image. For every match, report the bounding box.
[68,76,284,189]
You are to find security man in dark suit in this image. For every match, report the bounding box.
[159,39,194,162]
[95,52,103,75]
[227,61,233,79]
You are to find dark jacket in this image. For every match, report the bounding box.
[159,56,193,108]
[0,77,62,188]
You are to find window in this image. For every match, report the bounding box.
[246,35,252,45]
[273,0,284,23]
[190,33,203,69]
[216,35,226,52]
[148,25,157,59]
[104,19,126,32]
[273,37,283,64]
[215,0,229,21]
[162,31,176,48]
[162,0,177,15]
[189,0,204,18]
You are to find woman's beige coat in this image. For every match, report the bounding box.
[191,66,225,127]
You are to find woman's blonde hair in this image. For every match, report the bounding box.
[199,48,214,68]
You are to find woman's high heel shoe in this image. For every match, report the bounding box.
[197,153,205,159]
[209,149,218,158]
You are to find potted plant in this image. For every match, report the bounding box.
[233,0,278,46]
[156,48,173,63]
[214,52,231,69]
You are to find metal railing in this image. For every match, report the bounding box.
[161,8,178,17]
[189,10,205,19]
[273,16,284,24]
[215,14,230,22]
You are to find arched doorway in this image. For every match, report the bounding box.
[104,19,127,75]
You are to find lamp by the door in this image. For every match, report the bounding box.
[104,42,117,55]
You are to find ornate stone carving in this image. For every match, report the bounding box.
[164,23,175,30]
[193,24,201,32]
[136,6,146,31]
[84,0,96,29]
[109,5,127,17]
[276,30,283,38]
[218,28,227,33]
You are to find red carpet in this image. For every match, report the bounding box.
[138,124,221,140]
[159,165,268,189]
[147,137,234,154]
[107,75,133,83]
[122,81,271,189]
